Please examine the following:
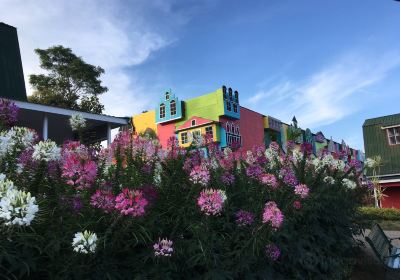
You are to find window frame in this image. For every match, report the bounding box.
[191,119,196,126]
[181,132,188,144]
[170,100,176,116]
[227,102,232,111]
[233,103,238,113]
[387,126,400,146]
[205,126,213,138]
[159,103,166,119]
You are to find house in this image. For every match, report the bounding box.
[132,86,364,163]
[0,22,128,145]
[363,113,400,208]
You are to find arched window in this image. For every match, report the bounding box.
[170,100,176,116]
[191,119,196,126]
[228,88,233,100]
[234,90,239,102]
[226,122,231,133]
[159,103,166,119]
[236,125,240,135]
[165,92,170,100]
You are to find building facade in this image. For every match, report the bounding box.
[363,113,400,208]
[133,86,364,162]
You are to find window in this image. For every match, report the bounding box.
[159,104,165,119]
[387,127,400,145]
[191,119,196,126]
[205,126,213,138]
[181,132,188,144]
[193,130,201,142]
[170,100,176,116]
[229,88,232,100]
[234,90,239,102]
[226,122,231,133]
[233,103,238,113]
[165,92,170,100]
[227,102,232,111]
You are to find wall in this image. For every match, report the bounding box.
[237,107,265,151]
[132,110,157,134]
[157,122,176,148]
[381,183,400,208]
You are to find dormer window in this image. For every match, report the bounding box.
[191,119,196,126]
[159,103,166,119]
[170,100,176,116]
[165,92,170,100]
[227,102,232,111]
[387,126,400,145]
[233,103,238,113]
[234,90,239,102]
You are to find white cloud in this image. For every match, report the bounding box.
[0,0,185,116]
[246,50,400,129]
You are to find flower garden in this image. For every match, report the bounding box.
[0,99,372,279]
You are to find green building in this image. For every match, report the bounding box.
[363,113,400,208]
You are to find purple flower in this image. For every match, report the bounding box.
[220,172,235,185]
[265,244,281,261]
[72,196,83,213]
[235,210,254,226]
[300,143,313,155]
[0,98,19,128]
[141,163,153,174]
[153,238,173,257]
[259,173,278,189]
[280,168,298,186]
[246,165,263,179]
[294,184,309,198]
[262,201,284,229]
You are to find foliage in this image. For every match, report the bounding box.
[0,106,371,279]
[358,206,400,221]
[28,45,107,114]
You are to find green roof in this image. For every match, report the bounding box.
[0,22,27,101]
[363,113,400,127]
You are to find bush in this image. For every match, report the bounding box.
[0,105,370,279]
[358,206,400,221]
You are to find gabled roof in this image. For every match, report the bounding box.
[363,113,400,127]
[176,116,216,131]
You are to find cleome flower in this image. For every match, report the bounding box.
[0,176,38,226]
[115,188,148,217]
[90,189,115,213]
[235,210,254,226]
[262,201,284,229]
[259,173,278,189]
[69,113,86,131]
[153,238,174,257]
[32,140,61,162]
[72,230,97,254]
[265,243,281,261]
[189,165,210,186]
[197,189,226,216]
[342,178,357,190]
[294,184,310,199]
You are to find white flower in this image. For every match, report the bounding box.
[32,140,61,162]
[265,148,278,169]
[0,180,39,226]
[323,176,335,185]
[69,114,86,131]
[0,127,37,158]
[292,149,304,163]
[342,178,357,190]
[72,230,98,254]
[364,158,376,169]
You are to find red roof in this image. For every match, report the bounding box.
[176,116,215,131]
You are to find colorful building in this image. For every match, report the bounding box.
[133,86,364,161]
[363,113,400,208]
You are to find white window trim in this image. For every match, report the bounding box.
[387,127,400,146]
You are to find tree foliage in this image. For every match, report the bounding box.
[28,46,107,114]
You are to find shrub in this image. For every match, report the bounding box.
[0,102,370,279]
[358,206,400,221]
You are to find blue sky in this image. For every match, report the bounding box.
[1,0,399,150]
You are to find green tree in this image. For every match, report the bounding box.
[29,45,107,114]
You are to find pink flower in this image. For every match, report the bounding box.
[262,201,284,229]
[259,173,278,189]
[115,188,148,217]
[265,244,281,261]
[294,184,309,198]
[293,200,302,209]
[197,189,226,216]
[90,189,115,213]
[153,238,173,257]
[235,210,254,226]
[189,165,210,186]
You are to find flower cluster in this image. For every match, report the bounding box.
[0,175,39,226]
[262,201,284,229]
[294,184,309,198]
[259,173,278,189]
[220,172,235,185]
[342,178,357,189]
[0,99,19,128]
[265,244,281,261]
[0,127,37,158]
[189,165,210,186]
[69,114,86,131]
[90,189,115,213]
[115,188,148,217]
[197,189,226,216]
[323,176,335,185]
[72,230,98,254]
[62,141,97,189]
[153,238,174,257]
[32,140,61,162]
[235,210,254,226]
